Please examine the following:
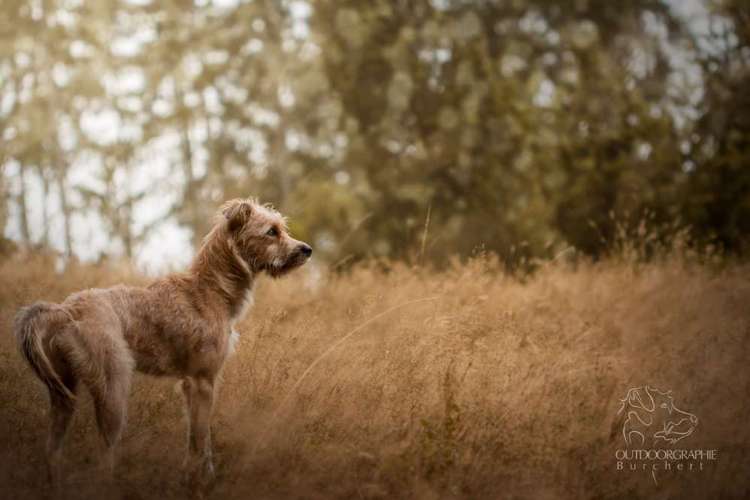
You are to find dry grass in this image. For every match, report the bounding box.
[1,251,749,499]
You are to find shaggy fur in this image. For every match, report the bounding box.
[13,198,312,489]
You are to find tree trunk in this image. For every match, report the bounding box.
[121,202,134,259]
[0,170,8,240]
[56,168,73,258]
[17,164,31,247]
[37,165,50,247]
[176,84,204,248]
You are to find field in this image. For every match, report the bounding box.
[1,251,749,499]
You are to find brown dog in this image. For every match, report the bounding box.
[13,198,312,488]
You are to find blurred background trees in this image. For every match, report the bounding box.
[1,0,748,268]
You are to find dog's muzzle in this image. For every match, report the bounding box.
[298,244,312,257]
[267,244,312,277]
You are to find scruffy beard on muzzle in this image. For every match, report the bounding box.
[265,250,309,278]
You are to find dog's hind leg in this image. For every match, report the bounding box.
[45,329,79,487]
[46,384,77,486]
[92,379,129,478]
[89,342,132,480]
[73,320,134,480]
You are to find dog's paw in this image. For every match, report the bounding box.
[183,456,216,494]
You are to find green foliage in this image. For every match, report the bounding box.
[0,0,748,264]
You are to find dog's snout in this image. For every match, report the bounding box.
[299,244,312,257]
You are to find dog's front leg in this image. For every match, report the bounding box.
[183,376,216,489]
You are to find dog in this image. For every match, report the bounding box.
[13,198,312,489]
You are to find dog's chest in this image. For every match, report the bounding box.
[228,289,254,357]
[232,288,255,323]
[228,329,240,356]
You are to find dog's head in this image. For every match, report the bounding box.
[618,386,698,446]
[221,198,312,277]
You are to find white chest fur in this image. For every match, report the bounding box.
[232,288,255,323]
[228,288,254,357]
[228,329,240,356]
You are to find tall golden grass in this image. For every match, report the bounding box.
[1,249,748,499]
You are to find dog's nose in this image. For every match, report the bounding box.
[300,244,312,257]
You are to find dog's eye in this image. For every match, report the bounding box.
[266,227,279,237]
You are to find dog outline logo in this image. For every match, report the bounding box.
[617,386,698,447]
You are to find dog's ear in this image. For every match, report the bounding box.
[222,199,253,232]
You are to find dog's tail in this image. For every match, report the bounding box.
[14,302,76,401]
